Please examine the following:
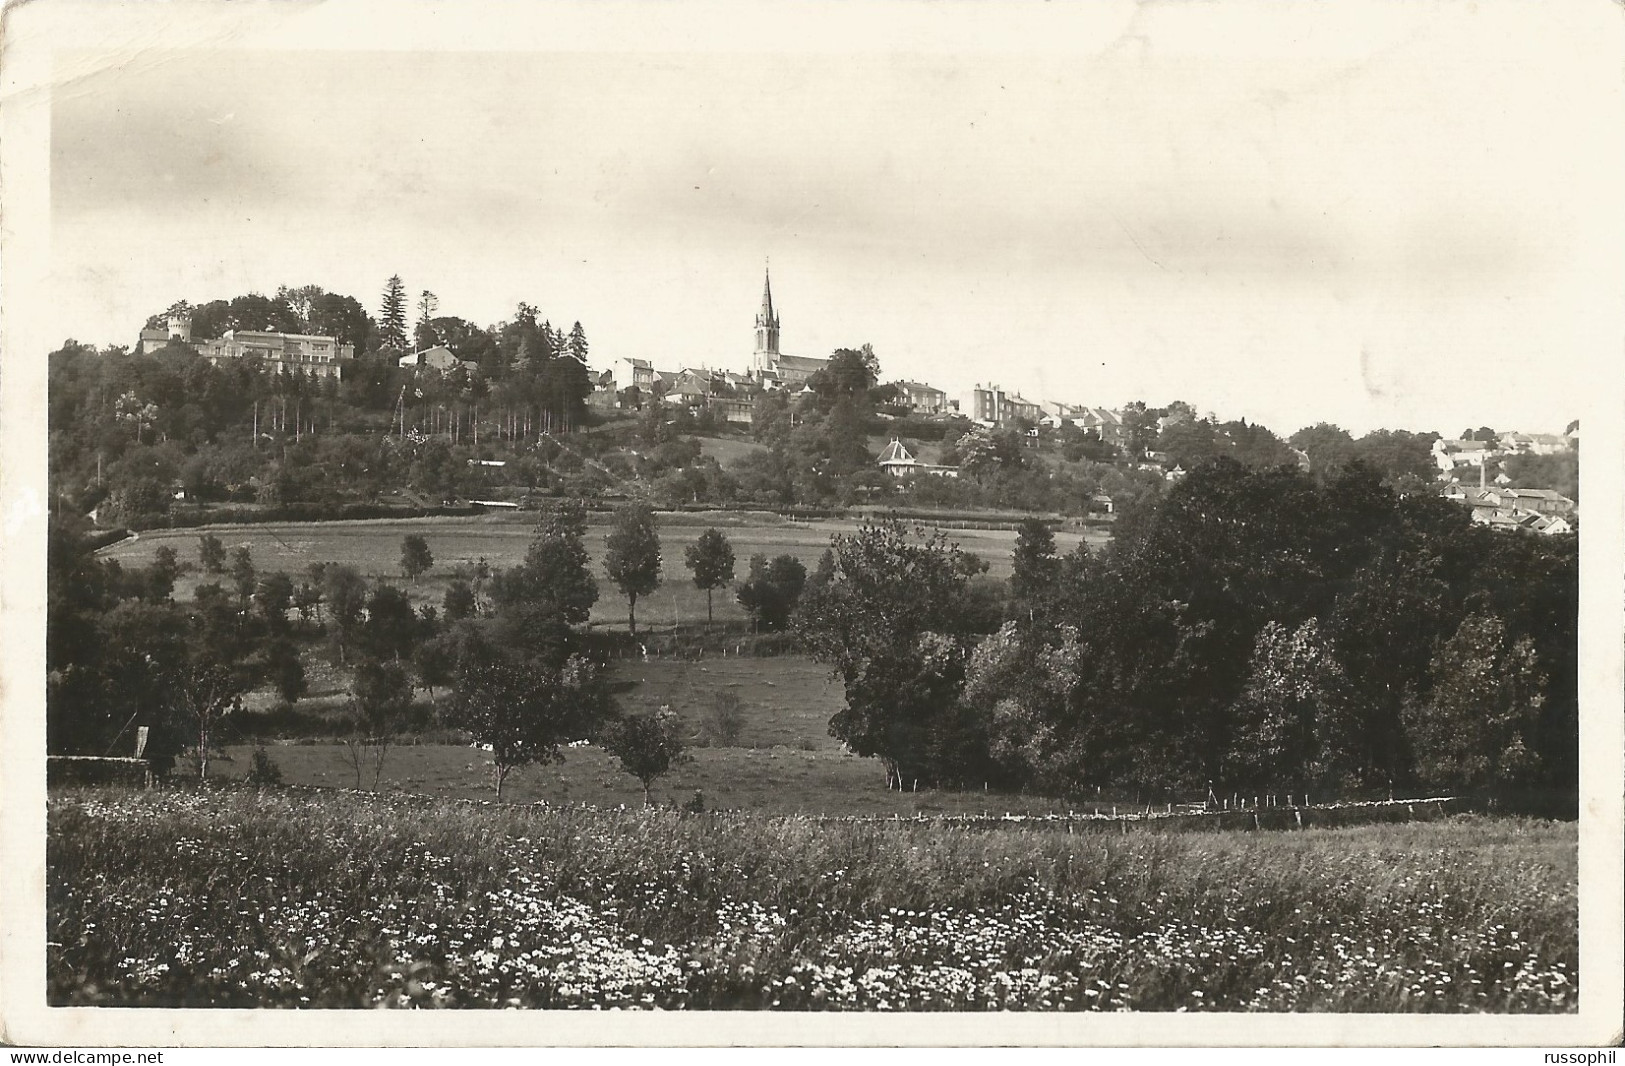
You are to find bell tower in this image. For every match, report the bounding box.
[753,264,781,374]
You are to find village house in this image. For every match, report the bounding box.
[1501,431,1571,456]
[890,380,948,414]
[611,356,658,393]
[1432,438,1495,475]
[876,438,959,479]
[397,344,478,374]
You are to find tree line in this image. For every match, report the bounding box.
[794,459,1576,804]
[47,456,1575,805]
[46,500,819,802]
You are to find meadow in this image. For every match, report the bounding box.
[213,657,1083,815]
[100,512,1103,631]
[47,786,1578,1011]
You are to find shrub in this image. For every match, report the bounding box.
[245,746,284,787]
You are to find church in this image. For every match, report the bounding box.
[750,267,828,385]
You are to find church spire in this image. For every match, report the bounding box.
[753,262,781,370]
[759,263,777,326]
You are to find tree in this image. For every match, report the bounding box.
[260,639,307,704]
[149,546,180,601]
[254,571,295,633]
[1010,518,1059,619]
[1225,619,1355,793]
[400,534,434,583]
[292,581,323,628]
[1120,400,1160,458]
[229,546,256,609]
[412,631,456,706]
[1351,429,1441,486]
[808,345,880,401]
[683,528,736,624]
[1402,613,1546,794]
[308,292,372,352]
[735,553,807,632]
[603,503,662,636]
[414,290,440,349]
[602,707,690,806]
[164,614,258,780]
[363,583,419,661]
[962,620,1086,791]
[953,425,1027,476]
[1289,423,1358,479]
[341,658,414,789]
[491,500,598,648]
[442,579,477,622]
[798,548,837,600]
[323,564,368,664]
[379,275,409,353]
[567,321,589,364]
[198,532,226,574]
[795,519,984,789]
[446,642,606,801]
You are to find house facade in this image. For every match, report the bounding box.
[892,380,948,414]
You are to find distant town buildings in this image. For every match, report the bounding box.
[137,314,352,379]
[962,383,1043,427]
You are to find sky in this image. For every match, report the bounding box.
[29,0,1625,437]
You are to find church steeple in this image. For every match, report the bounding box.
[758,267,777,327]
[753,263,781,371]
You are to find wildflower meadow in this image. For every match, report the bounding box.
[48,785,1576,1011]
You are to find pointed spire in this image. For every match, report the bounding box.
[759,261,775,324]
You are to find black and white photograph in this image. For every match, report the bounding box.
[1,0,1621,1049]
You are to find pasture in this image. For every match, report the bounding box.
[100,512,1103,631]
[48,786,1578,1010]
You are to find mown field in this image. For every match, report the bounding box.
[100,513,1103,631]
[48,786,1578,1011]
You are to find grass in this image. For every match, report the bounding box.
[47,786,1578,1011]
[694,434,768,467]
[220,656,1086,815]
[101,513,1105,630]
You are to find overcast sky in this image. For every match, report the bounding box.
[34,1,1625,436]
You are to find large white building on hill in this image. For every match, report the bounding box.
[137,314,351,379]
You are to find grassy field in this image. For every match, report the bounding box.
[694,434,768,467]
[217,656,1086,815]
[48,786,1578,1010]
[101,513,1103,631]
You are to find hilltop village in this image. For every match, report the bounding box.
[81,269,1576,535]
